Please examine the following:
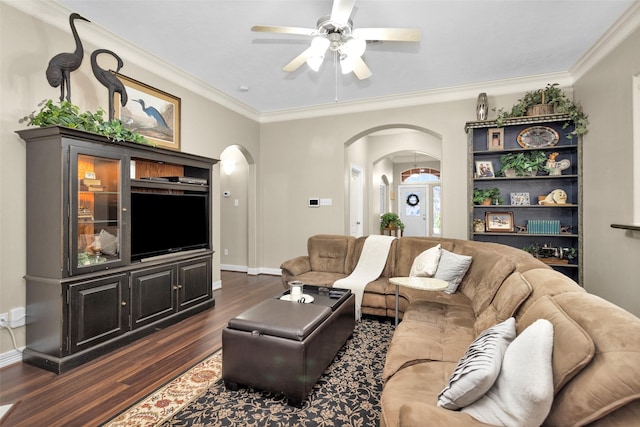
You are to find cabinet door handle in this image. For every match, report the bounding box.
[121,300,127,306]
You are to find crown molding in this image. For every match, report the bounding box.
[4,0,261,122]
[570,1,640,81]
[257,72,574,123]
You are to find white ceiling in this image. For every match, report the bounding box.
[51,1,635,114]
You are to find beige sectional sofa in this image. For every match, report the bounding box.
[280,234,640,426]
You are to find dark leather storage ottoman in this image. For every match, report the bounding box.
[222,293,355,406]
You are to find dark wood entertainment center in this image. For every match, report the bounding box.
[17,126,218,373]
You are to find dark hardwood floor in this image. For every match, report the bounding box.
[0,271,284,427]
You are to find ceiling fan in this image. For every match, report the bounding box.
[251,0,421,80]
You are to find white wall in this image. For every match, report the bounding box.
[574,24,640,315]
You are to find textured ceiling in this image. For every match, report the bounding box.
[54,0,634,114]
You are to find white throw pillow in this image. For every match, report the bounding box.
[438,317,516,410]
[434,249,472,294]
[409,244,442,277]
[462,319,555,427]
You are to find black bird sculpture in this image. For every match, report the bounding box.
[132,99,170,129]
[91,49,128,121]
[46,13,90,102]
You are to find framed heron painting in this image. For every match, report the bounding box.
[114,73,181,151]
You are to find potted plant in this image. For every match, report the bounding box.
[19,99,151,145]
[473,188,502,205]
[380,212,405,232]
[499,150,547,177]
[493,83,589,139]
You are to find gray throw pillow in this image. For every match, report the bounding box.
[462,319,554,427]
[437,317,516,410]
[434,249,472,294]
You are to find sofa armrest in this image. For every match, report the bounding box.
[280,256,312,278]
[398,402,497,427]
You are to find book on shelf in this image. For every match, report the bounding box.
[80,184,106,192]
[81,178,102,186]
[527,220,560,234]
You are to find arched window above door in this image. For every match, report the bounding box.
[401,168,440,183]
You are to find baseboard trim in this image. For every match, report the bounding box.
[221,265,282,276]
[0,348,24,369]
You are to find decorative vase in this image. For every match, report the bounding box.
[476,93,488,120]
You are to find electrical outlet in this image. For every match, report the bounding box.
[9,307,25,328]
[224,249,229,256]
[0,312,7,327]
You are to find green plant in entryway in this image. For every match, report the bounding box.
[19,99,152,145]
[380,212,405,231]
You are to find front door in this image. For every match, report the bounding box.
[350,165,364,237]
[398,185,427,237]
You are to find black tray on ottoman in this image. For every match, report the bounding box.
[222,286,355,406]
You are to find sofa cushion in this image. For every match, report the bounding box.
[308,235,353,274]
[474,273,532,334]
[516,268,584,320]
[381,361,465,427]
[382,305,476,382]
[457,247,516,315]
[434,250,472,294]
[517,295,594,393]
[410,244,442,277]
[543,292,640,427]
[438,317,516,410]
[462,319,554,427]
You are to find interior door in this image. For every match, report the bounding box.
[350,165,364,237]
[398,185,427,237]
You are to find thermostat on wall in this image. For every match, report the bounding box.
[308,198,320,207]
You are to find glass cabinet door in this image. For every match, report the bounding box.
[70,147,127,275]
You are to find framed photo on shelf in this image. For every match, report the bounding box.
[475,160,495,178]
[114,73,181,151]
[487,128,504,151]
[485,211,515,232]
[510,192,530,206]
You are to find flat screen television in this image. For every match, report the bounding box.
[131,192,209,261]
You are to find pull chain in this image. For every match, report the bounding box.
[334,50,339,103]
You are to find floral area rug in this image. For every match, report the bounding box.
[104,318,394,427]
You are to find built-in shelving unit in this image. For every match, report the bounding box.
[466,114,583,285]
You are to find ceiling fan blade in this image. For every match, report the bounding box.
[354,28,421,42]
[251,25,316,36]
[352,56,372,80]
[283,47,315,72]
[330,0,356,24]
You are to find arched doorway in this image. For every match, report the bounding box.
[219,145,257,274]
[344,125,442,237]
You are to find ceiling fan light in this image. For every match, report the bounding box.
[310,36,330,54]
[340,55,356,74]
[344,37,366,57]
[307,54,325,72]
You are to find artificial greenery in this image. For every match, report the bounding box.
[380,212,405,231]
[493,83,589,139]
[499,151,547,176]
[473,187,502,205]
[19,99,153,146]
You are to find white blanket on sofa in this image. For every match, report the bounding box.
[334,235,396,320]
